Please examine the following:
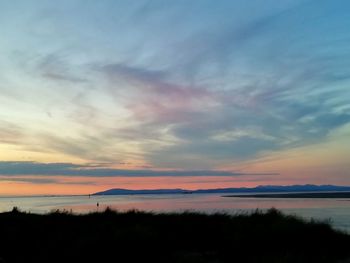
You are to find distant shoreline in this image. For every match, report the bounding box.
[225,192,350,198]
[93,184,350,196]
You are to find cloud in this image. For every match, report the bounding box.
[101,62,213,123]
[95,50,350,168]
[0,121,24,145]
[24,51,87,83]
[0,0,350,174]
[0,176,58,184]
[0,161,277,177]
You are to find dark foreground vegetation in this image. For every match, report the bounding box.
[0,208,350,263]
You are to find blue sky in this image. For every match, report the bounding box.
[0,0,350,194]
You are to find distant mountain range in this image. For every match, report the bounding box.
[93,184,350,195]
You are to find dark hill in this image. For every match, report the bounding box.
[93,184,350,195]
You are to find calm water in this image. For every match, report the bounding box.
[1,193,350,232]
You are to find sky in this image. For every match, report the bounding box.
[0,0,350,195]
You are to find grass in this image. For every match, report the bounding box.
[0,207,349,263]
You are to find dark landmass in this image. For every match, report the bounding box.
[227,192,350,198]
[93,184,350,195]
[93,188,187,195]
[0,208,350,263]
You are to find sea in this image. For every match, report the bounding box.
[1,193,350,233]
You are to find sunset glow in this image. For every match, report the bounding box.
[0,0,350,195]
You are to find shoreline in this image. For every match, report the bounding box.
[225,191,350,198]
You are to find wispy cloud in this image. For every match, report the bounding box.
[0,161,277,177]
[0,121,24,145]
[0,0,349,183]
[37,53,87,83]
[101,63,213,123]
